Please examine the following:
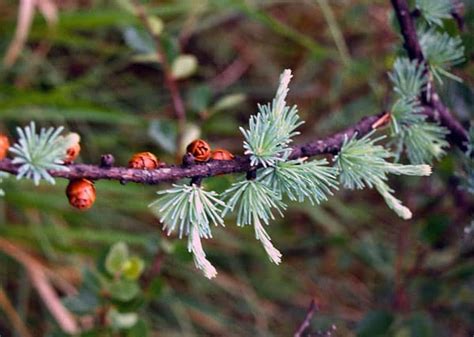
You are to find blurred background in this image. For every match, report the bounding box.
[0,0,473,336]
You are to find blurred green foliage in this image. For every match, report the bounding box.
[0,0,473,336]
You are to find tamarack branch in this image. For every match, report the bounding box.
[0,104,464,185]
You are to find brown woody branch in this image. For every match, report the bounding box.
[451,0,465,31]
[294,299,318,337]
[0,112,382,184]
[0,105,457,185]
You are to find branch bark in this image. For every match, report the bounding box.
[451,0,465,31]
[390,0,469,152]
[391,0,424,61]
[0,106,455,185]
[2,111,387,184]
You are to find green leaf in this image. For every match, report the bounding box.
[127,319,149,337]
[57,10,136,30]
[105,242,129,276]
[334,132,431,219]
[0,172,9,197]
[148,119,177,154]
[131,53,160,64]
[108,280,140,302]
[187,85,212,112]
[62,289,99,315]
[82,268,103,293]
[356,310,394,337]
[160,34,179,62]
[211,94,246,112]
[389,58,427,100]
[171,54,198,79]
[115,0,136,14]
[108,308,138,329]
[149,184,225,241]
[122,27,155,54]
[147,16,164,36]
[146,278,164,299]
[122,256,145,280]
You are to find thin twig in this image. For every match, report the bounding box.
[141,252,165,289]
[294,299,318,337]
[0,287,33,337]
[393,221,410,312]
[451,0,465,31]
[315,0,351,67]
[0,238,79,334]
[3,0,57,67]
[210,57,250,92]
[132,0,187,153]
[3,0,36,67]
[371,112,391,129]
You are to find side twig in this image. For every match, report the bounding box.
[0,238,79,334]
[132,0,187,153]
[294,299,337,337]
[390,0,469,152]
[451,0,465,31]
[0,287,33,337]
[294,299,318,337]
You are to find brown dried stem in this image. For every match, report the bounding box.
[132,0,187,153]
